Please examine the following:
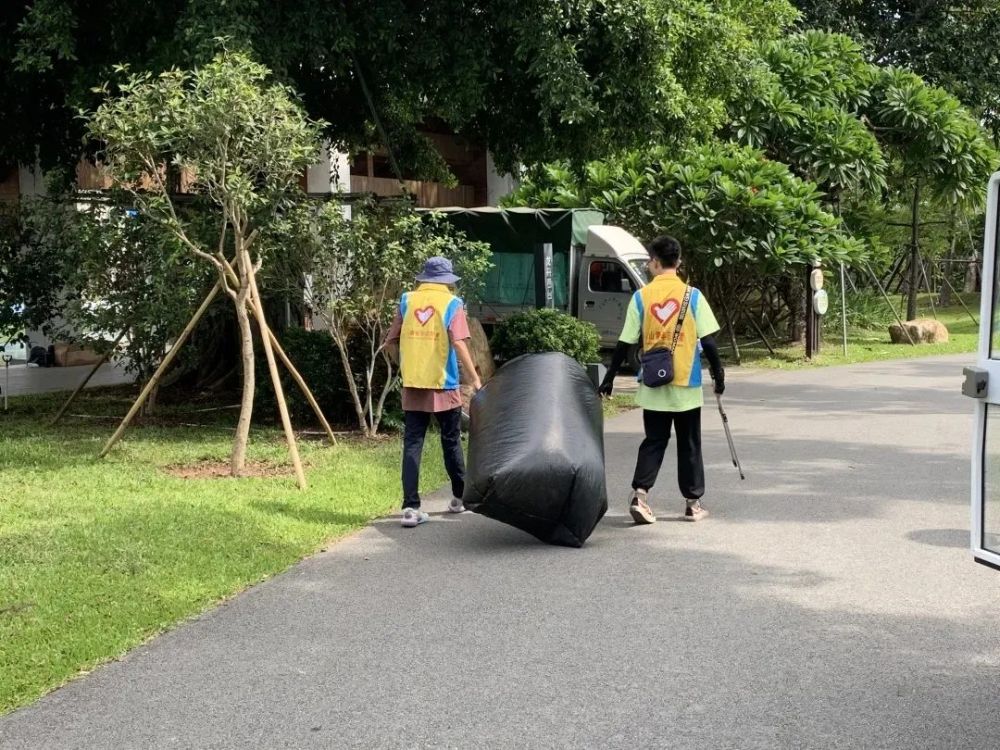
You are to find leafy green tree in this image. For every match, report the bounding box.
[865,67,997,319]
[291,200,492,437]
[55,201,210,411]
[730,30,997,321]
[0,199,76,344]
[88,50,322,477]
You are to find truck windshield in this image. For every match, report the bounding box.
[629,259,650,285]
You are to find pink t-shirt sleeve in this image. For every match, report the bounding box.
[448,306,471,342]
[385,309,403,343]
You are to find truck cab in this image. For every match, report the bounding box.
[575,225,650,346]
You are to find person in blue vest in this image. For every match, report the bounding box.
[385,257,482,527]
[598,235,726,524]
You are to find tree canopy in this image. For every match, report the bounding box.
[1,0,796,178]
[507,142,864,278]
[792,0,1000,140]
[730,30,997,208]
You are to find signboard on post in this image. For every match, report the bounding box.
[805,264,823,358]
[535,242,555,309]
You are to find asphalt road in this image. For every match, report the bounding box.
[3,354,998,749]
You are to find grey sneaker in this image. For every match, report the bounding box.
[401,508,429,527]
[684,501,709,522]
[448,497,466,513]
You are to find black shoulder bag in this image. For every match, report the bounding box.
[640,285,692,388]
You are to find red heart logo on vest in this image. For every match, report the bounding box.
[651,299,680,325]
[414,307,435,326]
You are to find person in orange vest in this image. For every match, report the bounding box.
[598,235,725,524]
[385,257,482,527]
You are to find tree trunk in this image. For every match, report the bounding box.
[965,252,980,293]
[906,179,921,322]
[785,275,805,344]
[231,287,255,475]
[364,337,377,434]
[140,356,159,417]
[372,352,396,434]
[145,381,159,416]
[330,327,371,438]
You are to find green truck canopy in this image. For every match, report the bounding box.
[421,207,605,308]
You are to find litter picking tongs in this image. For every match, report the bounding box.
[715,393,745,480]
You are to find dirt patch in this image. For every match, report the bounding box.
[164,460,294,480]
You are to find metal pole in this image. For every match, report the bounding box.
[918,255,938,319]
[840,263,848,356]
[716,394,745,480]
[568,244,578,316]
[534,242,554,309]
[805,267,814,360]
[2,354,10,411]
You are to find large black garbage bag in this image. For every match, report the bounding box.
[463,351,608,547]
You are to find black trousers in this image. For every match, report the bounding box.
[631,408,705,501]
[402,408,465,509]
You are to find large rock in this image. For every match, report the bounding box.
[460,318,496,428]
[467,317,495,381]
[889,318,950,344]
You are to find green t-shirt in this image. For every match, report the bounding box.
[619,283,720,412]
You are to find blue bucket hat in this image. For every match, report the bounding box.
[416,256,460,285]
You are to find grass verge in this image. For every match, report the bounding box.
[0,388,445,714]
[732,299,979,370]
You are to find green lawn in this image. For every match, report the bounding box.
[602,393,637,417]
[0,389,445,715]
[733,297,981,370]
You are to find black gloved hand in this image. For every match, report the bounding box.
[713,375,725,395]
[598,378,614,397]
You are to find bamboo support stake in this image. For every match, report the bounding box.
[918,255,938,319]
[745,314,777,356]
[268,334,337,446]
[51,327,129,426]
[98,282,222,458]
[247,266,307,490]
[219,263,336,446]
[938,270,979,326]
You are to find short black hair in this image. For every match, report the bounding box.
[647,235,682,268]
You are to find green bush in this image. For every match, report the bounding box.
[255,327,399,428]
[491,309,601,365]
